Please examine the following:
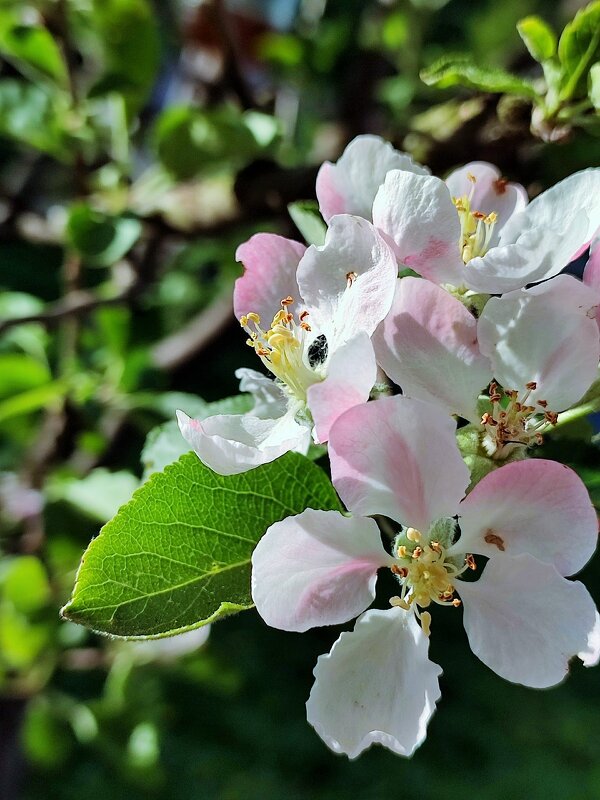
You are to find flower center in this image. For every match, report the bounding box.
[240,297,324,403]
[481,381,558,460]
[452,174,498,263]
[389,524,475,636]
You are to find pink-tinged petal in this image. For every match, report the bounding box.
[233,233,306,322]
[308,332,377,444]
[373,277,492,422]
[176,409,310,476]
[579,610,600,667]
[306,607,441,758]
[459,554,597,688]
[251,509,392,632]
[445,162,528,246]
[584,236,600,327]
[329,395,469,530]
[372,170,464,286]
[469,169,600,293]
[297,215,397,351]
[454,459,598,576]
[316,134,429,223]
[477,275,600,410]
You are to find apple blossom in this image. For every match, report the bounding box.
[317,134,600,294]
[251,396,599,758]
[373,274,600,458]
[177,214,397,475]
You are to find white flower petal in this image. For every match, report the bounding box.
[235,368,288,419]
[296,215,397,351]
[177,409,310,476]
[306,607,442,759]
[373,277,492,422]
[477,275,600,410]
[454,459,598,576]
[251,509,392,632]
[308,332,377,444]
[372,170,464,286]
[459,554,598,688]
[329,395,469,531]
[579,611,600,667]
[468,169,600,293]
[316,134,429,223]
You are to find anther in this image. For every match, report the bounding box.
[299,311,309,321]
[406,527,421,543]
[525,381,537,390]
[466,554,477,571]
[247,312,261,324]
[452,598,462,608]
[346,271,358,288]
[412,546,423,559]
[280,296,293,307]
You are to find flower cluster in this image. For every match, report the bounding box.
[179,135,600,758]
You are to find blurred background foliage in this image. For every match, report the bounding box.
[0,0,599,797]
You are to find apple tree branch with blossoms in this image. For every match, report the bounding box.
[63,131,600,760]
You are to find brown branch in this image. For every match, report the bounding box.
[0,290,132,335]
[151,290,234,371]
[211,0,256,110]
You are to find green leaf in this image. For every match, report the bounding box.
[288,201,327,246]
[141,395,253,480]
[66,203,142,266]
[0,18,68,87]
[86,0,160,113]
[49,469,140,522]
[421,55,540,100]
[517,16,557,63]
[590,62,600,108]
[0,79,71,159]
[61,452,342,638]
[154,106,275,181]
[1,556,50,615]
[0,380,66,424]
[558,0,600,101]
[0,354,50,400]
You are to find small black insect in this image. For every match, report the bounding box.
[307,334,328,368]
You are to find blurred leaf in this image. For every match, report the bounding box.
[0,605,50,668]
[66,203,141,266]
[62,452,342,638]
[589,62,600,108]
[0,78,71,158]
[154,106,277,181]
[0,379,66,423]
[257,32,304,67]
[50,469,140,522]
[141,395,252,480]
[421,54,539,99]
[288,201,326,246]
[2,556,50,614]
[0,16,68,86]
[517,15,557,63]
[558,0,600,101]
[87,0,160,113]
[0,354,50,399]
[382,11,409,50]
[22,700,73,768]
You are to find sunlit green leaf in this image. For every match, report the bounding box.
[62,452,342,638]
[517,16,557,63]
[288,201,326,246]
[0,78,71,158]
[589,62,600,108]
[421,54,540,100]
[558,0,600,101]
[0,17,68,86]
